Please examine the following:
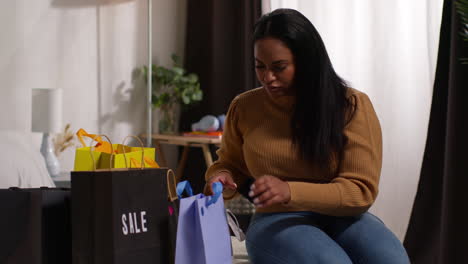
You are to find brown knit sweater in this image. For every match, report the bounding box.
[205,87,382,216]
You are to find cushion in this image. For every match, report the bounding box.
[0,130,55,188]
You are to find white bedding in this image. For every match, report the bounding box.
[0,130,55,188]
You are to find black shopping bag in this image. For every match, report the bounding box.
[0,187,71,264]
[71,167,176,264]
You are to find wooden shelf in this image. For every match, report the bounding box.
[144,133,221,146]
[140,133,222,181]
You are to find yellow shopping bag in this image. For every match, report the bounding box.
[73,129,159,171]
[97,143,158,170]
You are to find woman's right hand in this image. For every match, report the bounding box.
[205,171,237,195]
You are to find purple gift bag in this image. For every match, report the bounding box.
[175,181,232,264]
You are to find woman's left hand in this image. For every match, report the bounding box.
[249,175,291,208]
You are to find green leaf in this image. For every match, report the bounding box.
[152,94,164,108]
[192,90,203,101]
[171,54,181,67]
[152,94,158,104]
[155,66,163,74]
[172,67,184,76]
[182,94,190,104]
[186,73,198,83]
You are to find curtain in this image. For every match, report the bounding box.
[268,0,443,240]
[403,0,468,262]
[180,0,262,192]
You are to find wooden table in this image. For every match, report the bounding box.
[144,134,222,181]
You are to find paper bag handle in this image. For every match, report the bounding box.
[176,181,194,199]
[77,128,101,147]
[226,209,246,241]
[77,128,113,154]
[167,169,178,202]
[88,134,114,171]
[206,182,223,207]
[120,135,145,169]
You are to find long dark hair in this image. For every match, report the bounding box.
[253,9,351,169]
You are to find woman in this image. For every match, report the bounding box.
[205,8,409,263]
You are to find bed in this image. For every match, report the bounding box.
[0,130,55,188]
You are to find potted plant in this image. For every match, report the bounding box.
[142,54,203,134]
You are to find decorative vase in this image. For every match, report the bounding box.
[40,133,61,178]
[157,103,180,134]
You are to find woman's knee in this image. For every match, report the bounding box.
[246,213,353,263]
[246,237,353,264]
[347,244,409,264]
[330,213,410,264]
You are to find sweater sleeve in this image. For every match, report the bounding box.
[205,97,251,192]
[286,92,382,216]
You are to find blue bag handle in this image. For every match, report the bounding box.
[176,180,193,199]
[206,182,223,207]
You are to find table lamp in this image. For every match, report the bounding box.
[32,88,62,178]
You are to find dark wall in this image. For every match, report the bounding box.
[179,1,261,192]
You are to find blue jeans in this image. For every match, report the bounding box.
[246,212,409,264]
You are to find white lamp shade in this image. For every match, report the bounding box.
[31,88,62,133]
